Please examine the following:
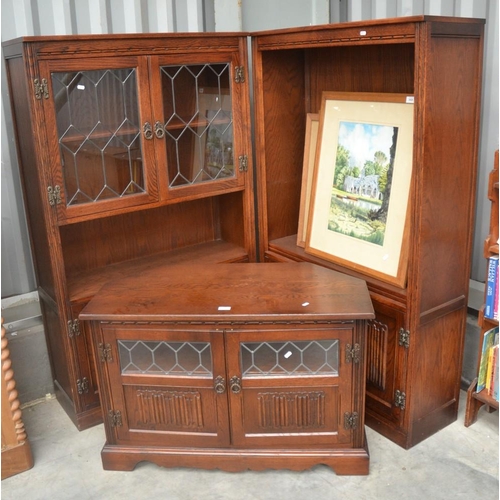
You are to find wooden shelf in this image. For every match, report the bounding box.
[267,235,407,303]
[67,240,248,304]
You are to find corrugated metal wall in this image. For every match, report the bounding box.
[1,0,497,298]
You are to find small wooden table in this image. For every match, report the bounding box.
[80,262,374,475]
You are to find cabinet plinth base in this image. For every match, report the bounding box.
[101,442,370,475]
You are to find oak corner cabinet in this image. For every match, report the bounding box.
[252,15,485,448]
[79,262,375,474]
[3,32,256,430]
[3,15,485,450]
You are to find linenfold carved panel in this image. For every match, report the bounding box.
[257,391,325,429]
[366,319,389,390]
[134,388,204,429]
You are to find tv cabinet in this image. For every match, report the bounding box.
[80,263,374,474]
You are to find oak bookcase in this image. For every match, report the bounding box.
[465,151,499,426]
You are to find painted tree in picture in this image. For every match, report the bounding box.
[328,121,399,246]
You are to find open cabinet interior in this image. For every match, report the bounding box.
[258,43,415,269]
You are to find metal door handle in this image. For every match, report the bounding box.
[230,376,242,394]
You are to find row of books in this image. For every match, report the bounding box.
[477,325,500,401]
[485,255,499,320]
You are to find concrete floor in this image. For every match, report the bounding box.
[1,392,498,500]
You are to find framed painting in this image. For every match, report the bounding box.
[305,92,414,288]
[297,113,319,248]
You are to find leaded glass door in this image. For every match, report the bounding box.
[225,326,355,447]
[101,325,230,448]
[40,57,158,221]
[150,53,247,200]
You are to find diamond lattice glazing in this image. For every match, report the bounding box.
[118,340,212,377]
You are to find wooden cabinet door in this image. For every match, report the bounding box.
[39,56,158,222]
[364,299,407,428]
[224,325,356,448]
[149,51,248,202]
[70,302,100,413]
[100,325,230,448]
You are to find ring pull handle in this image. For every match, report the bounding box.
[143,122,153,140]
[214,376,226,394]
[230,376,242,394]
[154,121,165,139]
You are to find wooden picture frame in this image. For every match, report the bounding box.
[305,92,414,288]
[297,113,319,248]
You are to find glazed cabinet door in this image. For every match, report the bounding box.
[149,52,248,201]
[39,56,158,222]
[99,325,230,448]
[224,325,356,448]
[364,300,407,429]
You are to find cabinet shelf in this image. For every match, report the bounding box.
[267,235,406,303]
[165,117,231,131]
[67,240,248,304]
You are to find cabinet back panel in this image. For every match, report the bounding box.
[218,191,244,248]
[261,44,415,243]
[261,50,306,241]
[307,44,415,111]
[60,198,220,274]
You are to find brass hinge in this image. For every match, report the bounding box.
[99,343,113,362]
[67,319,80,338]
[48,185,62,206]
[77,377,89,395]
[344,412,359,430]
[108,410,122,427]
[238,155,248,172]
[234,66,245,83]
[394,390,406,410]
[345,343,361,364]
[398,328,410,349]
[34,78,49,99]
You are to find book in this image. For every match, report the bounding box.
[488,344,499,398]
[493,345,500,401]
[495,264,499,321]
[485,255,499,319]
[477,326,499,392]
[486,344,495,394]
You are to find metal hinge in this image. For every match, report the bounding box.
[345,343,361,364]
[234,66,245,83]
[108,410,122,427]
[67,319,80,338]
[238,155,248,172]
[99,343,113,362]
[394,390,406,410]
[77,377,89,395]
[344,412,359,430]
[48,185,62,206]
[34,78,49,99]
[398,328,410,349]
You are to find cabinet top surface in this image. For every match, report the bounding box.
[80,263,374,323]
[2,15,484,48]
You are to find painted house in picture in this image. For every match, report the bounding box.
[343,174,382,200]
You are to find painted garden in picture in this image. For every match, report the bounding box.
[329,121,399,246]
